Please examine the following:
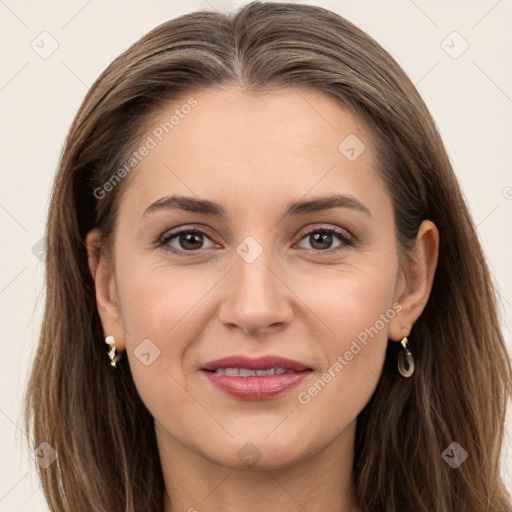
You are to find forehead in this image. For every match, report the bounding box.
[119,85,390,220]
[153,85,371,158]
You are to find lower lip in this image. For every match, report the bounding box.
[202,370,312,400]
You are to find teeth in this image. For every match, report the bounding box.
[224,368,242,376]
[213,367,292,377]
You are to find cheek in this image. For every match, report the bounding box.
[288,275,393,452]
[301,256,398,347]
[290,258,397,417]
[117,259,215,343]
[114,263,219,409]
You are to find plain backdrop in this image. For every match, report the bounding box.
[0,0,511,509]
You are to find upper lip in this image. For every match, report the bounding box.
[202,355,312,372]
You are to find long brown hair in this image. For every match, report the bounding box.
[24,2,512,510]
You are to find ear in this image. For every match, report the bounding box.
[85,228,126,352]
[388,219,439,341]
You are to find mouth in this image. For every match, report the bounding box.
[201,355,313,400]
[207,367,301,376]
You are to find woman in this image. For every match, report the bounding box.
[24,2,512,511]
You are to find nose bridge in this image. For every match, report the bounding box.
[234,234,281,306]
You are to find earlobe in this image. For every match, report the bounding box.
[85,228,126,351]
[388,219,439,341]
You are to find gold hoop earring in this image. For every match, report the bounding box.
[397,335,414,378]
[105,335,122,368]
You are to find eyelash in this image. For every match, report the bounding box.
[157,225,355,258]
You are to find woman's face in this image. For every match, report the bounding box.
[91,85,420,470]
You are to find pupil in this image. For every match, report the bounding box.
[311,232,331,249]
[181,233,202,250]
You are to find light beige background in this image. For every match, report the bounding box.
[0,0,511,509]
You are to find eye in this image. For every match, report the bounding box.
[296,226,353,254]
[159,228,219,256]
[158,224,354,257]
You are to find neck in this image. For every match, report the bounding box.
[158,420,361,512]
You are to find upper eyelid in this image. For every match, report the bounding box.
[160,225,218,244]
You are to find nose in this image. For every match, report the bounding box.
[218,243,294,336]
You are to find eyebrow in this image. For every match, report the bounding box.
[142,193,372,220]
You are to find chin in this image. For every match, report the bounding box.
[200,429,318,471]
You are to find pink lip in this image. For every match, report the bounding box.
[201,355,313,401]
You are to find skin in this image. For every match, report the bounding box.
[86,85,439,512]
